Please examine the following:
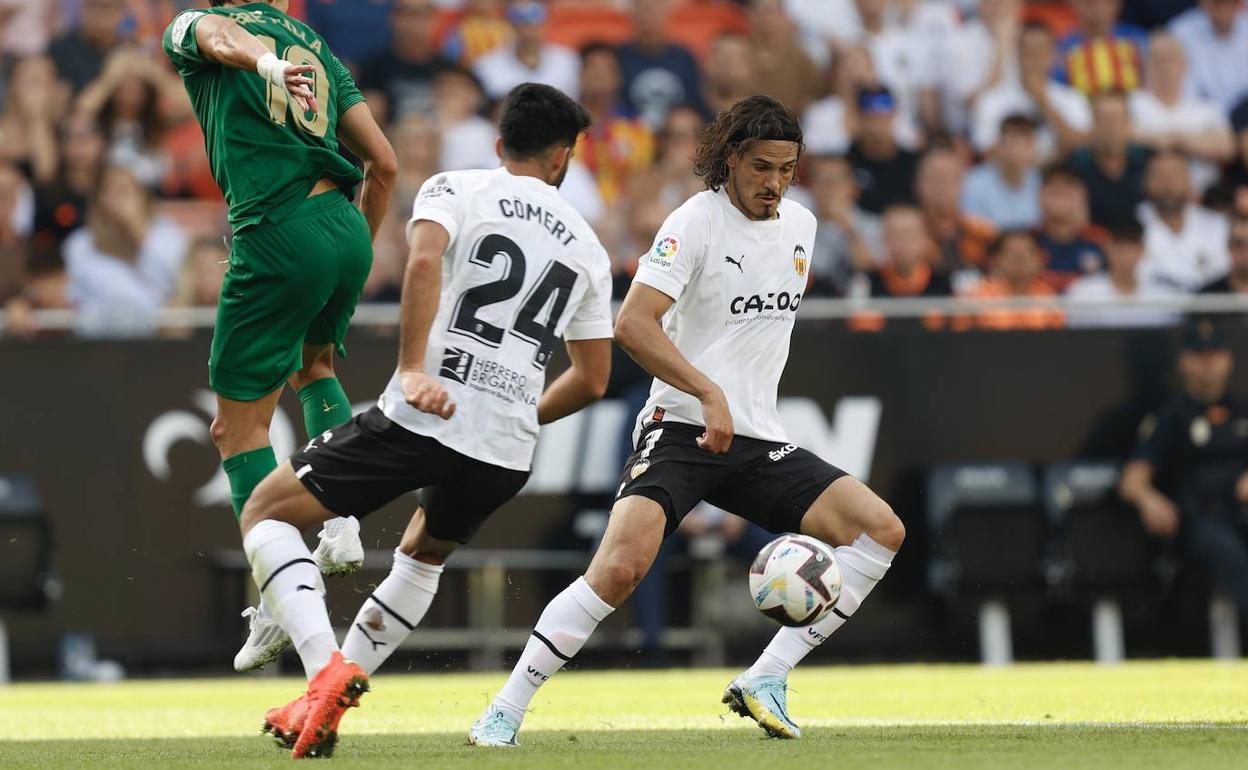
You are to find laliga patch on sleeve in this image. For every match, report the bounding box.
[648,234,680,272]
[418,175,456,201]
[171,11,205,53]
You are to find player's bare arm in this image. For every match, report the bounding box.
[191,12,317,112]
[537,338,611,425]
[1118,459,1180,538]
[614,283,733,453]
[398,219,455,420]
[338,101,398,240]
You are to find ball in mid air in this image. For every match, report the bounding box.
[749,534,842,627]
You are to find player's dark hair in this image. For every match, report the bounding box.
[1106,216,1145,244]
[209,0,228,6]
[694,95,804,191]
[498,83,591,159]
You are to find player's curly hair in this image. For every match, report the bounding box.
[693,95,804,191]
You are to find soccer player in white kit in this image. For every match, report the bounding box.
[470,96,906,746]
[234,84,614,758]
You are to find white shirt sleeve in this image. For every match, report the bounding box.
[408,173,464,245]
[563,247,614,341]
[632,199,711,302]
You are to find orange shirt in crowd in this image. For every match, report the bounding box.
[576,114,654,205]
[959,278,1066,331]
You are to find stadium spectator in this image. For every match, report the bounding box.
[851,204,950,300]
[938,0,1022,137]
[806,154,882,298]
[915,146,994,283]
[748,0,820,115]
[576,42,654,207]
[63,165,186,337]
[0,54,66,186]
[2,243,68,338]
[0,160,31,301]
[1066,217,1180,328]
[971,21,1092,160]
[1034,163,1106,289]
[31,114,106,250]
[432,66,497,172]
[785,0,857,59]
[1069,90,1151,227]
[616,0,704,129]
[0,0,54,59]
[1199,216,1248,296]
[962,230,1065,330]
[702,32,758,120]
[47,0,130,92]
[852,0,942,139]
[1120,318,1248,616]
[1129,31,1234,194]
[170,236,228,310]
[357,0,450,126]
[848,85,919,215]
[442,0,513,67]
[1057,0,1148,95]
[1168,0,1248,112]
[304,0,393,68]
[1120,0,1193,30]
[961,114,1042,230]
[75,48,188,191]
[1138,149,1230,293]
[474,1,580,102]
[803,45,862,156]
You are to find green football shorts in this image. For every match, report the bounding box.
[209,190,372,402]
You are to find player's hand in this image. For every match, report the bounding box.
[400,369,455,420]
[697,387,733,454]
[1236,472,1248,504]
[1138,491,1180,538]
[283,63,318,114]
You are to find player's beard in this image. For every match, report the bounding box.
[732,174,780,221]
[552,157,571,189]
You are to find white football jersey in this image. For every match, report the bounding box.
[379,167,613,471]
[632,188,817,444]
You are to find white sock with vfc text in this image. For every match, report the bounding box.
[493,577,614,721]
[747,534,895,679]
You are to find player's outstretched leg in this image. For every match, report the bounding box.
[235,348,363,673]
[340,508,454,674]
[471,497,666,747]
[727,477,904,739]
[240,463,369,758]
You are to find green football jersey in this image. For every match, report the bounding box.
[162,3,365,231]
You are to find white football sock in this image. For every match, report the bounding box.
[748,533,895,679]
[493,577,613,722]
[243,519,337,680]
[340,548,444,675]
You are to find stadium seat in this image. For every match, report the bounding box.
[665,1,750,61]
[927,462,1048,664]
[1043,461,1150,663]
[0,474,58,684]
[547,4,634,50]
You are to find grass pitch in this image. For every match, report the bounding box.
[2,661,1245,768]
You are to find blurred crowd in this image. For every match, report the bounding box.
[2,0,1248,337]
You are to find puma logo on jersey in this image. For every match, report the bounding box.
[768,444,797,462]
[724,254,746,273]
[730,292,802,315]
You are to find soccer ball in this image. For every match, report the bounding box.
[749,534,842,627]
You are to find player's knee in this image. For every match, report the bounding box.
[597,553,649,596]
[867,503,905,552]
[292,358,335,390]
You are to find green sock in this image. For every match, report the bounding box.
[222,446,278,520]
[298,377,352,437]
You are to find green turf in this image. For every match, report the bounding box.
[2,661,1245,768]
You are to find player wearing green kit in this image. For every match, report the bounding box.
[162,0,397,671]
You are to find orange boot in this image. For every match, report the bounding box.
[291,652,370,759]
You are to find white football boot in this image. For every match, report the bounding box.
[234,517,364,672]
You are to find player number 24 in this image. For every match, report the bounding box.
[256,35,329,138]
[450,233,577,369]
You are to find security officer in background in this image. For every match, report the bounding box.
[1120,318,1248,613]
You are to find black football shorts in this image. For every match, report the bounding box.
[615,419,848,536]
[290,407,529,544]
